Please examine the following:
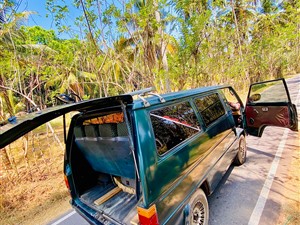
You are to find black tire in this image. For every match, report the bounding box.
[188,189,209,225]
[234,135,247,166]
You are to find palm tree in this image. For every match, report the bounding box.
[118,0,171,92]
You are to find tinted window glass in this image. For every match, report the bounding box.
[195,93,225,126]
[150,102,200,155]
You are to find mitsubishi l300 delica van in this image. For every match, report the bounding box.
[0,78,298,225]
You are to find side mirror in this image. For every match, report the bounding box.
[249,93,261,102]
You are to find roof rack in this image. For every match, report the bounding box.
[127,87,154,96]
[126,87,165,107]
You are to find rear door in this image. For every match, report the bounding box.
[245,78,298,137]
[0,95,133,149]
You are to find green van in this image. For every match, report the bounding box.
[0,78,298,225]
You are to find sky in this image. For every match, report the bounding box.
[18,0,82,39]
[18,0,52,29]
[16,0,126,41]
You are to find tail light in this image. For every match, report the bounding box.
[137,204,159,225]
[64,174,70,190]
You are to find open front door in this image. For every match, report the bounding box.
[245,78,298,137]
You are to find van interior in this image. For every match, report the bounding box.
[69,109,139,223]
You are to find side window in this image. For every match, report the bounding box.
[194,93,225,126]
[221,88,242,126]
[150,102,200,155]
[222,88,239,105]
[222,88,241,114]
[248,79,289,103]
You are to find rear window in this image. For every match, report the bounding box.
[194,93,225,126]
[150,101,200,155]
[74,112,128,138]
[83,113,124,125]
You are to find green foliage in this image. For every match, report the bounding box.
[0,0,299,116]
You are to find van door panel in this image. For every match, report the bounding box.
[246,105,290,128]
[245,78,298,137]
[156,126,235,223]
[148,131,211,204]
[204,119,237,192]
[155,132,216,223]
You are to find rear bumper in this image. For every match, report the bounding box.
[72,200,104,225]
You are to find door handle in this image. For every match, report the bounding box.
[262,107,268,112]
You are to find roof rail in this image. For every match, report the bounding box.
[148,92,166,103]
[126,87,154,96]
[126,87,165,107]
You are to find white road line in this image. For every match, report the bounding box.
[248,129,289,225]
[50,210,76,225]
[248,87,300,225]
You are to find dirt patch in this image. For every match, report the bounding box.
[276,131,300,225]
[0,120,71,225]
[22,196,72,225]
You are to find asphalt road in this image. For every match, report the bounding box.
[48,75,300,225]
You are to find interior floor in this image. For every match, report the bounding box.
[80,184,138,223]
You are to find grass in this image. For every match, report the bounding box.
[277,131,300,225]
[0,115,72,225]
[21,193,71,225]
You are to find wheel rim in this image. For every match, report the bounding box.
[192,201,206,225]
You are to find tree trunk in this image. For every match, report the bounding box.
[0,95,4,121]
[154,0,171,92]
[0,148,12,171]
[230,0,249,83]
[22,133,33,181]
